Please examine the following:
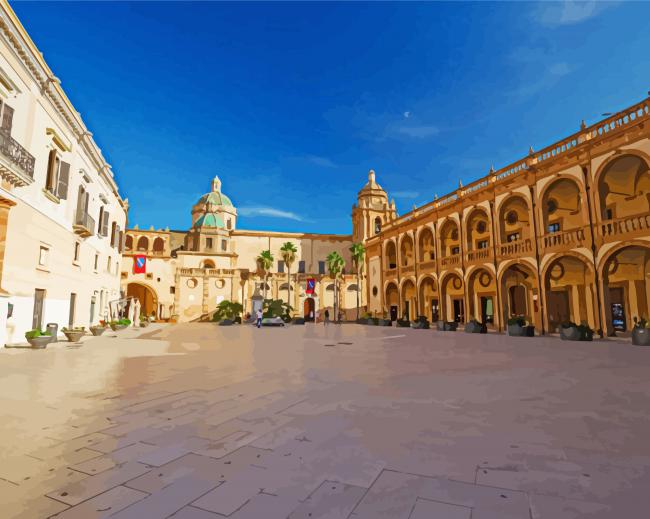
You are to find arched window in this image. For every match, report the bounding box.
[201,259,215,269]
[136,236,149,251]
[374,217,382,235]
[153,237,164,254]
[125,234,133,251]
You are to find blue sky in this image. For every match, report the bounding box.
[13,1,650,234]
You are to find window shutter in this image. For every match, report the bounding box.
[46,150,57,191]
[98,207,104,234]
[57,161,70,199]
[114,225,121,249]
[102,211,109,237]
[76,186,85,219]
[1,104,13,134]
[119,231,125,253]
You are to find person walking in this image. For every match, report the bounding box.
[324,309,330,325]
[256,308,263,328]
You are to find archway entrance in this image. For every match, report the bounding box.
[441,273,464,323]
[467,268,496,327]
[303,297,315,321]
[544,255,596,332]
[418,277,438,322]
[385,282,399,321]
[127,283,158,320]
[401,280,416,320]
[602,245,650,335]
[500,263,539,331]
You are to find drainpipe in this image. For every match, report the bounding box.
[583,163,604,337]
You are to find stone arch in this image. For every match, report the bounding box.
[201,259,216,269]
[125,234,133,251]
[439,218,460,258]
[465,206,491,251]
[594,152,650,221]
[400,278,416,320]
[499,261,540,331]
[385,240,397,270]
[374,216,382,235]
[599,242,650,336]
[385,281,399,320]
[498,194,531,245]
[539,176,587,233]
[417,226,435,262]
[152,236,165,254]
[136,236,149,251]
[440,271,464,323]
[127,282,158,319]
[542,253,596,332]
[466,267,497,326]
[399,233,415,266]
[418,275,439,322]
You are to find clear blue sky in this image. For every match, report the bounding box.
[13,1,650,234]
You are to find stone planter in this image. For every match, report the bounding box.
[139,321,150,328]
[507,324,526,337]
[63,330,85,343]
[560,326,581,341]
[632,327,650,346]
[110,323,127,331]
[292,318,305,325]
[366,318,376,325]
[219,319,234,326]
[464,321,487,334]
[411,319,430,330]
[396,320,410,328]
[90,326,106,336]
[378,319,392,326]
[27,336,51,349]
[437,320,457,331]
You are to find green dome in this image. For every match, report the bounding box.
[198,191,233,208]
[194,212,225,228]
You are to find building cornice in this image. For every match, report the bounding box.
[0,1,127,211]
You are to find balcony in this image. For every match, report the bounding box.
[498,238,533,260]
[596,214,650,244]
[73,210,95,238]
[440,253,461,269]
[418,259,437,272]
[541,226,590,254]
[466,248,493,266]
[385,267,397,279]
[0,130,35,187]
[400,264,415,276]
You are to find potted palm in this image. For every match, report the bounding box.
[25,329,52,349]
[632,317,650,346]
[62,326,85,343]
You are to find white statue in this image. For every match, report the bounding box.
[134,299,141,327]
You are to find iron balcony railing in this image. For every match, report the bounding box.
[0,129,35,179]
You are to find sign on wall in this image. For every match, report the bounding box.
[306,278,315,294]
[133,255,147,274]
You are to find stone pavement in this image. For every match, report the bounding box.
[1,322,650,518]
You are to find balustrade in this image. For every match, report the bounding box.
[466,248,492,264]
[498,238,532,259]
[541,226,589,253]
[597,214,650,241]
[440,253,461,269]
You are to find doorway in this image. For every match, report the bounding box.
[431,299,439,322]
[404,301,410,321]
[509,285,527,316]
[547,290,570,331]
[480,296,494,324]
[303,297,315,321]
[390,305,398,321]
[452,298,464,323]
[32,289,45,330]
[609,286,626,331]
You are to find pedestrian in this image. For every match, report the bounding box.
[256,308,263,328]
[309,310,314,322]
[324,309,330,325]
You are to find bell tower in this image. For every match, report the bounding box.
[352,169,396,243]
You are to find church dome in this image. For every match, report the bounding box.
[191,175,237,230]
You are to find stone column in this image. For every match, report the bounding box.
[0,197,14,346]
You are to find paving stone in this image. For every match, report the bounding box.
[51,485,148,518]
[529,494,613,519]
[409,497,472,519]
[109,474,219,519]
[168,505,223,518]
[288,480,366,519]
[46,461,152,506]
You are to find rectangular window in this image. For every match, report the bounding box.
[68,293,76,327]
[451,246,460,255]
[94,253,99,271]
[107,256,112,272]
[221,239,227,251]
[298,260,305,273]
[45,150,70,199]
[478,240,488,249]
[605,207,614,220]
[170,286,175,294]
[73,242,80,262]
[206,238,213,249]
[0,101,14,134]
[278,260,285,273]
[507,232,520,243]
[547,222,561,233]
[38,245,49,267]
[318,261,325,274]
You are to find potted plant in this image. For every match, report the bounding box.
[411,315,430,329]
[110,318,131,331]
[377,312,392,326]
[62,326,85,343]
[25,329,52,349]
[139,315,150,328]
[464,319,487,334]
[90,320,108,336]
[507,316,527,337]
[437,320,457,331]
[632,317,650,346]
[560,321,593,341]
[396,318,411,328]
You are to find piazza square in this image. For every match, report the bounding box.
[1,1,650,518]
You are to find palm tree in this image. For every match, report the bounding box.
[256,250,274,300]
[349,242,365,321]
[279,241,297,310]
[326,251,346,323]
